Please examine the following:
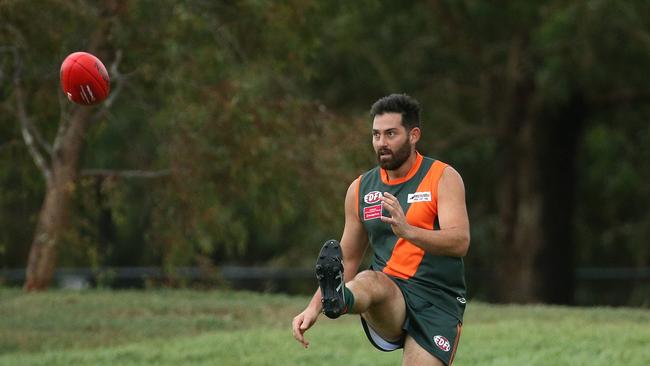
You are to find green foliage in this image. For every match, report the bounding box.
[0,289,648,365]
[0,1,373,269]
[136,2,373,266]
[0,0,649,302]
[576,107,650,267]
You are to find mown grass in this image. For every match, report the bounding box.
[0,288,648,365]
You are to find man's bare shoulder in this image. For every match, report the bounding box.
[440,165,465,188]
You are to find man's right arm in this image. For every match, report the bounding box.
[304,177,369,311]
[292,177,369,347]
[340,177,370,280]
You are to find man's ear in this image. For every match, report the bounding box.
[410,127,421,144]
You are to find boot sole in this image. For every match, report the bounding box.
[316,239,344,318]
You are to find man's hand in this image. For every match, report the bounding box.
[380,192,413,239]
[292,306,320,348]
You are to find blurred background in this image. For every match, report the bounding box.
[1,0,649,306]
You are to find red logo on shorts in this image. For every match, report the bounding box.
[433,335,451,352]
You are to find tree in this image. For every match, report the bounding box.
[1,0,648,303]
[298,0,650,303]
[5,0,126,290]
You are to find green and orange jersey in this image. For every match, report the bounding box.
[357,152,467,321]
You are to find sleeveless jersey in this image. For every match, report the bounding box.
[357,152,467,320]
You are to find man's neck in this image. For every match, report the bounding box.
[384,151,418,182]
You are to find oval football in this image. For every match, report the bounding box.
[60,52,110,105]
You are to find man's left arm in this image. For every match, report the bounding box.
[380,166,470,257]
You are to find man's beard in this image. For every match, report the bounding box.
[377,139,412,170]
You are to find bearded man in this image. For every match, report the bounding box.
[292,94,471,366]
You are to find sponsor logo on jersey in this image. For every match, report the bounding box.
[407,191,432,203]
[433,335,451,352]
[364,191,382,204]
[363,204,382,221]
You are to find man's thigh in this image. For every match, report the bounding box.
[354,271,406,341]
[403,335,445,366]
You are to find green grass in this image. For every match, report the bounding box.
[0,288,648,365]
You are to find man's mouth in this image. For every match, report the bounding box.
[378,149,392,159]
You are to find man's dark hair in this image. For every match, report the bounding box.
[369,93,421,131]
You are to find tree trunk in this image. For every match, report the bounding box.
[493,94,584,304]
[22,0,123,291]
[24,107,93,291]
[493,92,545,303]
[490,36,546,302]
[485,32,586,303]
[535,95,584,304]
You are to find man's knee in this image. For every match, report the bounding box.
[352,271,406,342]
[350,270,399,301]
[353,270,381,284]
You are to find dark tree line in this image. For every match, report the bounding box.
[1,0,649,304]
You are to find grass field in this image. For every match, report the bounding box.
[0,288,648,365]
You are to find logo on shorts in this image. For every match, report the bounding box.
[433,335,451,352]
[456,297,466,304]
[364,191,382,204]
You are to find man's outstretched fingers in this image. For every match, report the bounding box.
[292,315,308,348]
[293,312,315,348]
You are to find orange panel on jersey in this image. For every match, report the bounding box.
[383,160,448,279]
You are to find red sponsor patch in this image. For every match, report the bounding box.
[363,204,382,221]
[433,335,451,352]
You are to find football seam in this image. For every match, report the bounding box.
[71,58,109,98]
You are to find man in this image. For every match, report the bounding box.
[292,94,470,366]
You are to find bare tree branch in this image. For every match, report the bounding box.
[18,112,51,182]
[4,26,53,157]
[104,49,124,108]
[11,46,51,182]
[88,49,126,125]
[81,169,172,179]
[55,85,72,143]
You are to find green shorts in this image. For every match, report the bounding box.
[360,277,463,366]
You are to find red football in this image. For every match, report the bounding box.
[60,52,110,105]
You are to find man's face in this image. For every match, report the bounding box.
[372,112,413,170]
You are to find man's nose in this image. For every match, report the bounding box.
[377,134,388,146]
